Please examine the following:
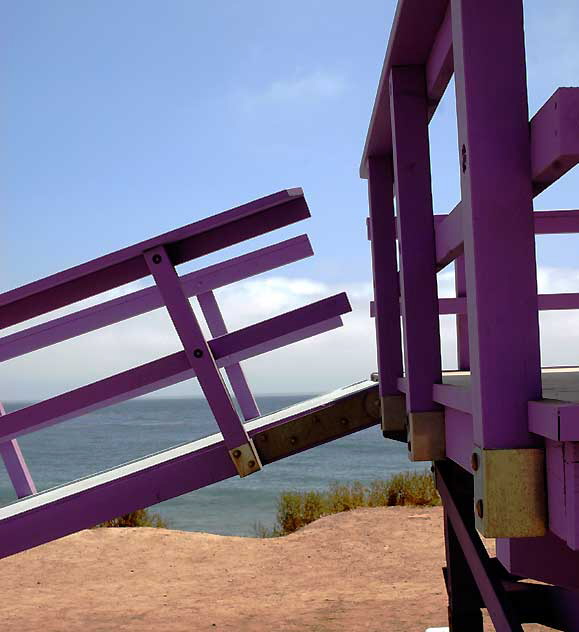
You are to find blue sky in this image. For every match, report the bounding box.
[2,1,579,400]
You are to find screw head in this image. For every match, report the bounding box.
[152,254,162,264]
[476,499,484,519]
[232,449,241,458]
[471,452,479,472]
[290,436,298,445]
[248,460,256,468]
[340,418,348,426]
[193,348,203,358]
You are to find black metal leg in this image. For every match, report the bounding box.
[440,461,484,631]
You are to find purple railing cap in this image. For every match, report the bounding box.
[359,0,448,178]
[0,188,309,329]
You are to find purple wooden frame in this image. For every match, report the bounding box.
[362,0,579,628]
[0,188,351,499]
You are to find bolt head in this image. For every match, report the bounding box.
[152,254,162,264]
[471,452,479,472]
[476,499,484,519]
[248,460,256,468]
[232,449,241,458]
[193,348,203,358]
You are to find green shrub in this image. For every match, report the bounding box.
[96,508,169,529]
[257,470,440,537]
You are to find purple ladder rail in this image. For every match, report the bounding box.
[362,0,579,628]
[0,188,358,551]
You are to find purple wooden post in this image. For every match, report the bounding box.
[144,246,261,476]
[451,0,542,449]
[197,290,260,421]
[455,255,469,370]
[389,65,442,413]
[367,156,403,396]
[0,404,36,498]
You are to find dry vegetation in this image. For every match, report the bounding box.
[257,470,440,536]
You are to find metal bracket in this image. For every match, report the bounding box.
[228,439,262,477]
[381,395,407,439]
[253,384,381,464]
[472,447,546,537]
[407,411,445,461]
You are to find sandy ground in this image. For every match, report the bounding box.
[0,506,548,632]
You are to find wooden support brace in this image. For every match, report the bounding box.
[144,246,261,478]
[0,404,36,498]
[531,88,579,195]
[197,290,260,421]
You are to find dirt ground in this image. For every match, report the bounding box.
[0,506,548,631]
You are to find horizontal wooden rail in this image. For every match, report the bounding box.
[435,208,579,269]
[0,236,313,362]
[0,189,309,329]
[0,294,350,443]
[440,293,579,315]
[432,383,472,413]
[532,89,579,195]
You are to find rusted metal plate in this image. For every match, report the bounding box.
[473,447,546,538]
[381,395,407,436]
[408,411,445,461]
[253,383,381,464]
[228,439,262,477]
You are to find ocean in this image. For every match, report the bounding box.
[0,396,425,536]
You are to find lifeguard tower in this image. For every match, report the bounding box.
[2,1,579,630]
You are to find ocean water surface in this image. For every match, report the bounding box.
[0,396,425,536]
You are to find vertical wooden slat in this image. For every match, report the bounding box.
[198,290,260,421]
[390,65,442,413]
[455,255,469,370]
[367,156,403,397]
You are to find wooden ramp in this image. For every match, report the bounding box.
[0,380,380,560]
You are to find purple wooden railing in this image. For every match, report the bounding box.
[0,188,352,500]
[362,0,579,628]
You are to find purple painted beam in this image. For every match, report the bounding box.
[145,246,250,450]
[532,88,579,195]
[0,294,350,443]
[435,203,463,269]
[360,0,450,177]
[455,255,469,369]
[0,189,309,329]
[497,533,579,593]
[0,236,313,363]
[440,293,579,314]
[452,0,542,449]
[425,2,453,115]
[435,206,579,275]
[390,65,442,413]
[534,210,579,234]
[444,407,473,473]
[432,383,471,414]
[367,156,403,396]
[198,290,260,421]
[529,400,579,442]
[546,439,567,543]
[0,404,36,499]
